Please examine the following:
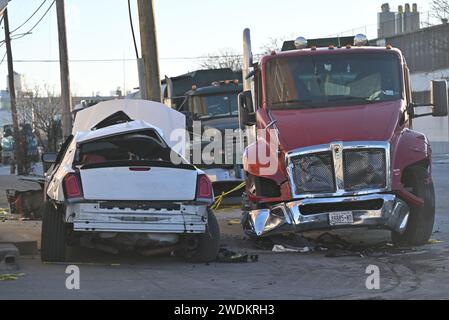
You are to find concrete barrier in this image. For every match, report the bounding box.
[0,243,19,271]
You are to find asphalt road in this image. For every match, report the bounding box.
[0,159,448,300]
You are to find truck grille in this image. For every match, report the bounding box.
[291,152,335,194]
[343,149,386,191]
[289,143,389,196]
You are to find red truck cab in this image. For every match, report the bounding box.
[239,30,449,246]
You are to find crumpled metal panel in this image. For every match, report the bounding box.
[242,194,410,237]
[243,207,290,237]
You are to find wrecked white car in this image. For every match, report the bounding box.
[41,99,219,263]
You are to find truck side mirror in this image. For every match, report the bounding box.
[238,91,256,128]
[431,80,448,117]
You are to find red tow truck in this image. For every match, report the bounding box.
[239,30,448,246]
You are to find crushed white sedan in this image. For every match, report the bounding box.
[41,99,220,263]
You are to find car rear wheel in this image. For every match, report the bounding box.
[180,208,220,263]
[391,166,435,246]
[41,202,67,262]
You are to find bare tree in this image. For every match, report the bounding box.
[199,48,242,71]
[259,37,286,54]
[431,0,449,21]
[16,84,62,153]
[200,37,287,72]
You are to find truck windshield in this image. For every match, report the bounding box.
[265,52,402,109]
[192,93,239,119]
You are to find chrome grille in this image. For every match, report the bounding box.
[343,149,386,191]
[291,152,335,194]
[287,142,390,198]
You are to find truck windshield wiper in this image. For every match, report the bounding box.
[272,99,315,107]
[328,96,377,104]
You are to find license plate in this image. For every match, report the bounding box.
[329,212,354,226]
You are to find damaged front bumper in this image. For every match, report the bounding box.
[242,194,410,237]
[66,202,208,234]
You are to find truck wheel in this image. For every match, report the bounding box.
[181,209,220,263]
[391,167,435,246]
[41,202,67,262]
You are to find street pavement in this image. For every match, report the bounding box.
[0,160,448,300]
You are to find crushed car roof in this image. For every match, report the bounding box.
[75,120,163,144]
[72,99,186,156]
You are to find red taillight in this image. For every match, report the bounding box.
[196,174,213,202]
[63,173,83,199]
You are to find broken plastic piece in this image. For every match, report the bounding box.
[272,245,311,253]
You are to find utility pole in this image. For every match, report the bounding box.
[137,0,161,102]
[56,0,72,139]
[3,8,24,175]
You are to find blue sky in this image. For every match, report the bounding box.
[0,0,433,96]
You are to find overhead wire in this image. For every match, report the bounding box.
[128,0,139,59]
[10,0,55,39]
[10,0,47,34]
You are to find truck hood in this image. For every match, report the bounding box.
[270,100,402,151]
[202,116,239,133]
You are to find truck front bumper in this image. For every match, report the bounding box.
[66,203,208,234]
[242,194,410,237]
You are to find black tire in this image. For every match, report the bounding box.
[392,166,435,246]
[41,202,67,262]
[182,208,220,263]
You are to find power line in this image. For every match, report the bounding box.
[10,0,47,34]
[128,0,139,59]
[10,0,55,40]
[9,54,255,63]
[0,16,3,47]
[0,51,6,66]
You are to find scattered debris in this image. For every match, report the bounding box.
[216,248,258,263]
[6,188,44,220]
[227,219,241,226]
[0,273,25,281]
[428,239,443,245]
[249,232,422,258]
[0,208,10,222]
[272,245,311,253]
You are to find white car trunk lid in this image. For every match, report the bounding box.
[80,166,198,201]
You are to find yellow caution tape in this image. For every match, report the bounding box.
[211,182,246,210]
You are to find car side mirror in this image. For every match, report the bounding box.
[431,80,448,117]
[238,91,256,128]
[42,153,57,164]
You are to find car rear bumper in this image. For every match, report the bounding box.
[242,194,410,237]
[66,202,208,234]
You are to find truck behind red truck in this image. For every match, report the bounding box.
[239,30,448,246]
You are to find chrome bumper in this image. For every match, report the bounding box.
[242,194,410,237]
[66,203,208,234]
